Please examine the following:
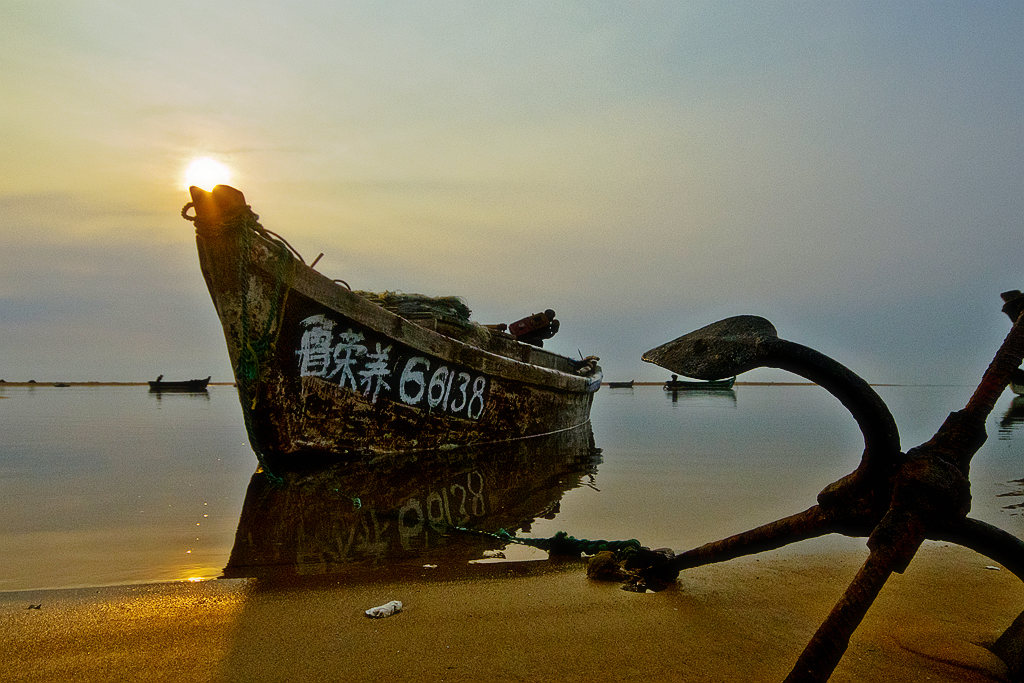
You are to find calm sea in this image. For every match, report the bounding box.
[1,383,1021,592]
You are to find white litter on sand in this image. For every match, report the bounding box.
[364,600,403,618]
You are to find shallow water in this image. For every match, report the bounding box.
[0,383,1020,592]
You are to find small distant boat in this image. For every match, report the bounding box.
[663,374,735,391]
[53,382,71,387]
[607,380,635,388]
[148,375,211,392]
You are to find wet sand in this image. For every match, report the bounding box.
[1,543,1020,682]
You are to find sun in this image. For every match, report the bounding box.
[183,157,232,190]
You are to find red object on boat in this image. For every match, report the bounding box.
[509,310,556,337]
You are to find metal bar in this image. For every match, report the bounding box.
[672,506,833,571]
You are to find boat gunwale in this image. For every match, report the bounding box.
[220,224,600,395]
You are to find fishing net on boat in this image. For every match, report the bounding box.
[356,290,505,350]
[355,291,473,327]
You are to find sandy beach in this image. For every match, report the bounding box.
[1,543,1020,682]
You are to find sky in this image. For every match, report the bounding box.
[2,1,1022,387]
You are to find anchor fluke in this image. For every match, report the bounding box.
[642,315,779,380]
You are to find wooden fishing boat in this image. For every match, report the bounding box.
[662,374,735,391]
[607,380,635,388]
[148,375,211,392]
[182,185,602,470]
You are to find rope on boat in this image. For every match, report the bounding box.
[252,224,306,264]
[181,201,307,264]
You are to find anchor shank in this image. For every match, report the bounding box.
[963,310,1024,424]
[783,550,899,682]
[785,510,927,682]
[672,506,833,571]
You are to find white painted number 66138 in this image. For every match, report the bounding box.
[398,356,487,419]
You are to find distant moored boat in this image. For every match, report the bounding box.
[662,374,735,391]
[148,375,211,392]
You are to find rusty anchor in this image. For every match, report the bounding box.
[643,292,1024,681]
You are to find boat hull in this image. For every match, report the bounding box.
[148,377,210,392]
[663,376,735,391]
[189,186,600,468]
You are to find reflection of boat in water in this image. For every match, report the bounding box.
[666,385,737,406]
[998,395,1024,439]
[662,374,735,391]
[607,380,634,389]
[183,185,602,471]
[148,375,211,392]
[1010,369,1024,396]
[223,425,601,580]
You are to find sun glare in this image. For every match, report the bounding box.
[184,157,232,190]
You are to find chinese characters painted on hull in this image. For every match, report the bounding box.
[295,313,490,420]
